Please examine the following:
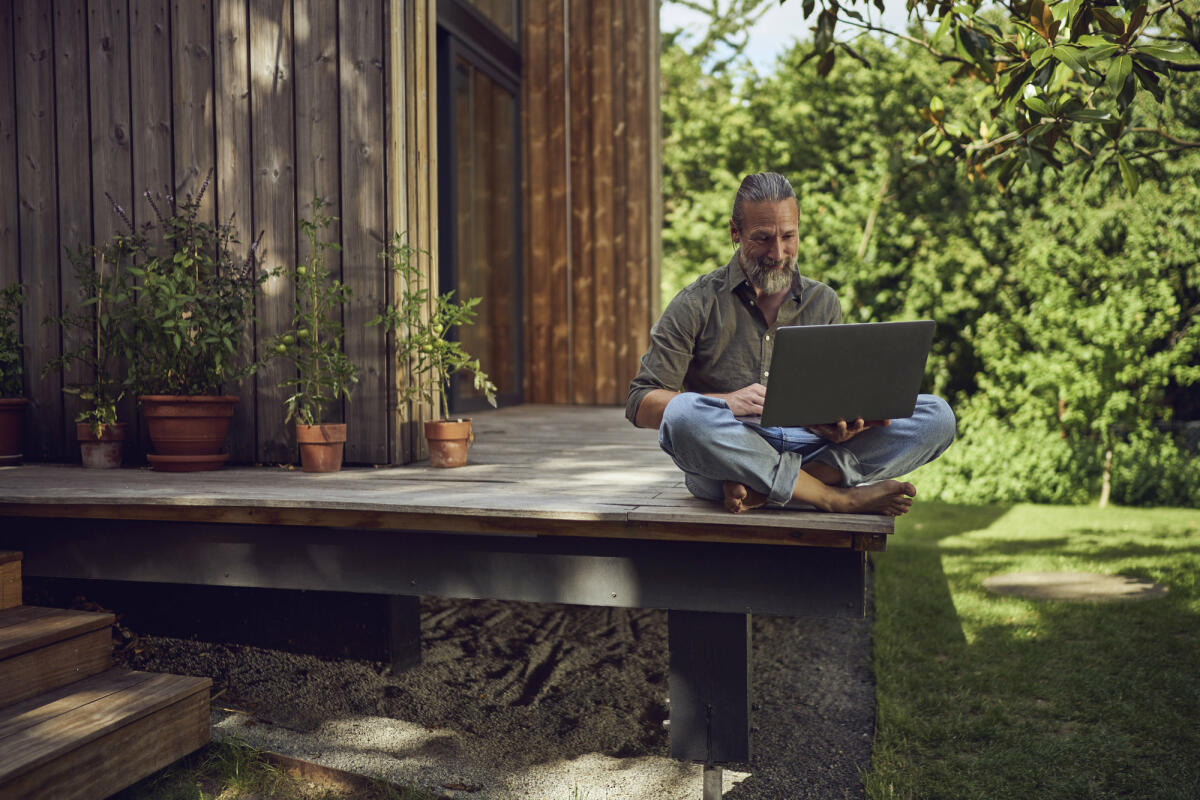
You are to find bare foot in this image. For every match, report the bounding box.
[827,480,916,516]
[723,481,768,513]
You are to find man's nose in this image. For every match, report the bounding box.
[769,237,785,261]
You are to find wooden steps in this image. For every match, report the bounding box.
[0,551,211,800]
[0,606,115,707]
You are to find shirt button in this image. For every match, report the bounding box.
[764,370,770,377]
[765,334,770,340]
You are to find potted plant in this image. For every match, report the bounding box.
[42,241,136,468]
[119,170,269,471]
[0,283,26,466]
[371,234,497,468]
[269,199,358,472]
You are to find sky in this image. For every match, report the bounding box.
[659,0,916,72]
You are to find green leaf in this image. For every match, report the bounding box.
[1023,96,1054,117]
[1116,153,1140,195]
[1064,108,1112,123]
[1136,45,1200,65]
[1052,45,1087,75]
[1079,44,1119,63]
[1105,54,1132,96]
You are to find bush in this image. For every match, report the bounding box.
[1108,428,1200,507]
[912,416,1200,508]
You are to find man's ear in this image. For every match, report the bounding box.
[729,218,740,244]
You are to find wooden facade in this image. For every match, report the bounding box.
[522,0,661,405]
[0,0,661,465]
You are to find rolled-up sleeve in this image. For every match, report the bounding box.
[625,294,701,425]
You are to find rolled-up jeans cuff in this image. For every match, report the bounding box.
[767,451,803,505]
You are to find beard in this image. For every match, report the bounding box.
[739,247,797,295]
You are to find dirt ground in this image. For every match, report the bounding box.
[118,584,876,800]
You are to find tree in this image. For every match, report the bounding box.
[660,6,1200,505]
[791,0,1200,190]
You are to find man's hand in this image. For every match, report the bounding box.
[807,418,890,443]
[714,383,767,417]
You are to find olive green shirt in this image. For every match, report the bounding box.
[625,252,842,425]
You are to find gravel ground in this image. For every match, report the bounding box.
[119,586,875,800]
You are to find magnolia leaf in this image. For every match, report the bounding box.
[1023,95,1054,117]
[1136,45,1200,65]
[1065,108,1113,123]
[1116,153,1140,195]
[1080,44,1119,63]
[1052,45,1087,75]
[1105,54,1132,96]
[1124,3,1148,43]
[816,49,836,77]
[1090,8,1124,36]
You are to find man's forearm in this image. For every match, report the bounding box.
[634,389,679,429]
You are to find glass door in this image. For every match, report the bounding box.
[437,13,523,412]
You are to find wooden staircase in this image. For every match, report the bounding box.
[0,550,211,800]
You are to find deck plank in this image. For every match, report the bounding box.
[0,406,894,546]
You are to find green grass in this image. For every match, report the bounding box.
[865,502,1200,800]
[112,738,435,800]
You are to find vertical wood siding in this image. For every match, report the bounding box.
[521,0,661,406]
[1,0,437,464]
[1,0,658,462]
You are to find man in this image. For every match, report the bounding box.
[626,172,956,516]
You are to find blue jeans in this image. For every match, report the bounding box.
[658,393,957,506]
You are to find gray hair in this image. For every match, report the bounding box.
[730,172,797,233]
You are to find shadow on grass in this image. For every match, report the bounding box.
[867,502,1200,800]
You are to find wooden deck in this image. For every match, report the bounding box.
[0,404,892,551]
[0,406,888,767]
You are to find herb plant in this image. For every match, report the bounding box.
[42,240,136,433]
[119,170,269,396]
[0,283,23,398]
[371,234,497,421]
[270,198,358,426]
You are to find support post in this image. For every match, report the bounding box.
[668,610,751,764]
[388,594,422,670]
[703,764,723,800]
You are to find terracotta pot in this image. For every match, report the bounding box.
[295,423,347,473]
[425,418,473,468]
[139,395,237,472]
[76,422,128,469]
[0,398,28,466]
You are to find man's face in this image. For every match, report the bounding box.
[731,199,800,296]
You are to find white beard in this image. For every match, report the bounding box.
[740,247,797,295]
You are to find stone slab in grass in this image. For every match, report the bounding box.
[982,571,1168,602]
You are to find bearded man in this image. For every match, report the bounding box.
[626,172,956,516]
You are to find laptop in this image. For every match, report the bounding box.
[753,320,936,427]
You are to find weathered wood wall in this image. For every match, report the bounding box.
[1,0,661,463]
[1,0,438,465]
[522,0,662,405]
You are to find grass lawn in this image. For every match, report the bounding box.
[865,502,1200,800]
[111,739,435,800]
